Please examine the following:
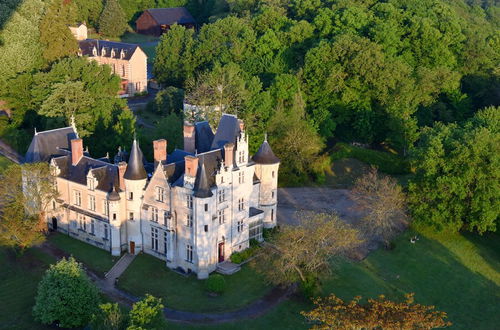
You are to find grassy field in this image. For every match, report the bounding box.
[48,233,119,277]
[118,253,272,313]
[0,155,12,173]
[0,247,55,330]
[169,227,500,329]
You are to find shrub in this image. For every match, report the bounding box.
[230,245,261,264]
[299,275,321,298]
[205,274,225,294]
[331,143,410,175]
[230,252,244,264]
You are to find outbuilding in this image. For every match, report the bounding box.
[135,7,196,36]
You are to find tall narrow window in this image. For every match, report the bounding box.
[104,224,108,239]
[88,178,95,190]
[113,213,117,221]
[186,244,193,262]
[129,192,133,200]
[129,212,134,221]
[52,201,56,210]
[88,195,96,211]
[163,231,167,255]
[204,203,208,212]
[238,151,245,163]
[238,171,245,184]
[151,207,158,222]
[186,214,193,227]
[218,209,226,224]
[156,187,165,202]
[103,200,109,216]
[237,220,243,232]
[91,219,95,235]
[218,189,225,202]
[151,227,159,251]
[204,225,208,232]
[187,195,193,209]
[163,211,169,227]
[238,198,244,211]
[271,209,274,221]
[272,171,275,178]
[74,190,81,206]
[122,64,126,76]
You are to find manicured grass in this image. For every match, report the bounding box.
[120,32,159,44]
[331,142,411,175]
[118,253,272,312]
[0,155,12,174]
[48,232,119,277]
[0,246,56,330]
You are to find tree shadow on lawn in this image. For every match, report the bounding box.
[322,230,500,329]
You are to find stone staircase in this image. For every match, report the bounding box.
[216,261,241,275]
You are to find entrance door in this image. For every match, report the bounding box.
[218,242,225,263]
[52,217,57,231]
[129,241,135,255]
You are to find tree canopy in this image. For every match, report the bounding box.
[99,0,128,38]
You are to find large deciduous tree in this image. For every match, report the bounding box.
[33,257,100,328]
[0,163,58,251]
[352,167,407,247]
[255,212,362,287]
[99,0,128,38]
[90,303,127,330]
[39,0,78,62]
[408,107,500,233]
[302,293,451,329]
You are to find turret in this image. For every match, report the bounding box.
[252,135,280,228]
[108,185,122,256]
[123,138,147,254]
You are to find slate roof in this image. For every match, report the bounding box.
[211,114,241,150]
[124,139,147,180]
[249,207,264,217]
[195,121,214,153]
[25,127,77,163]
[78,39,140,60]
[193,162,213,198]
[145,7,196,25]
[252,139,280,165]
[52,155,120,193]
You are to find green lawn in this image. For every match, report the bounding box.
[118,253,272,313]
[0,155,12,174]
[166,226,500,329]
[0,247,55,330]
[48,233,119,277]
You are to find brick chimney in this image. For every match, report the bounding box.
[184,155,198,177]
[183,123,195,154]
[71,138,83,166]
[153,139,167,167]
[118,162,127,190]
[224,143,234,168]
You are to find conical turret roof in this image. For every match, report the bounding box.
[108,185,121,201]
[193,162,213,198]
[124,139,147,180]
[252,137,280,165]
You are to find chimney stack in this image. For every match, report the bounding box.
[153,139,167,167]
[71,138,83,166]
[238,119,245,132]
[184,155,198,177]
[183,123,195,154]
[118,162,127,190]
[224,143,234,168]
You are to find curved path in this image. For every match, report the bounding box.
[38,240,295,324]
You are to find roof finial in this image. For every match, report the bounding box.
[85,146,89,153]
[133,132,137,141]
[264,132,268,142]
[106,152,109,159]
[70,114,77,131]
[34,127,37,135]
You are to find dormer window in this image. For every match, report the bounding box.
[120,49,125,59]
[87,174,96,190]
[77,48,82,56]
[101,47,106,56]
[111,48,116,58]
[92,46,97,56]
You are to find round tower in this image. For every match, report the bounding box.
[252,136,280,228]
[108,186,122,256]
[123,139,148,254]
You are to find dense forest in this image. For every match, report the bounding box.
[0,0,498,231]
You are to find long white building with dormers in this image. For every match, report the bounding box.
[25,114,280,279]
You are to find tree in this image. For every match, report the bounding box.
[352,167,407,247]
[151,86,184,115]
[255,212,362,287]
[302,293,451,329]
[33,257,100,328]
[99,0,128,38]
[154,24,196,87]
[39,0,78,62]
[128,294,167,330]
[73,0,103,28]
[408,107,500,233]
[91,303,127,330]
[0,163,58,251]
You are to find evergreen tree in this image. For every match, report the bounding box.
[99,0,128,38]
[39,0,78,63]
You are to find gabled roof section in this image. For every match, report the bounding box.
[211,114,240,150]
[124,139,147,180]
[193,162,213,198]
[25,126,77,163]
[252,139,280,165]
[78,39,141,60]
[195,121,214,154]
[145,7,196,25]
